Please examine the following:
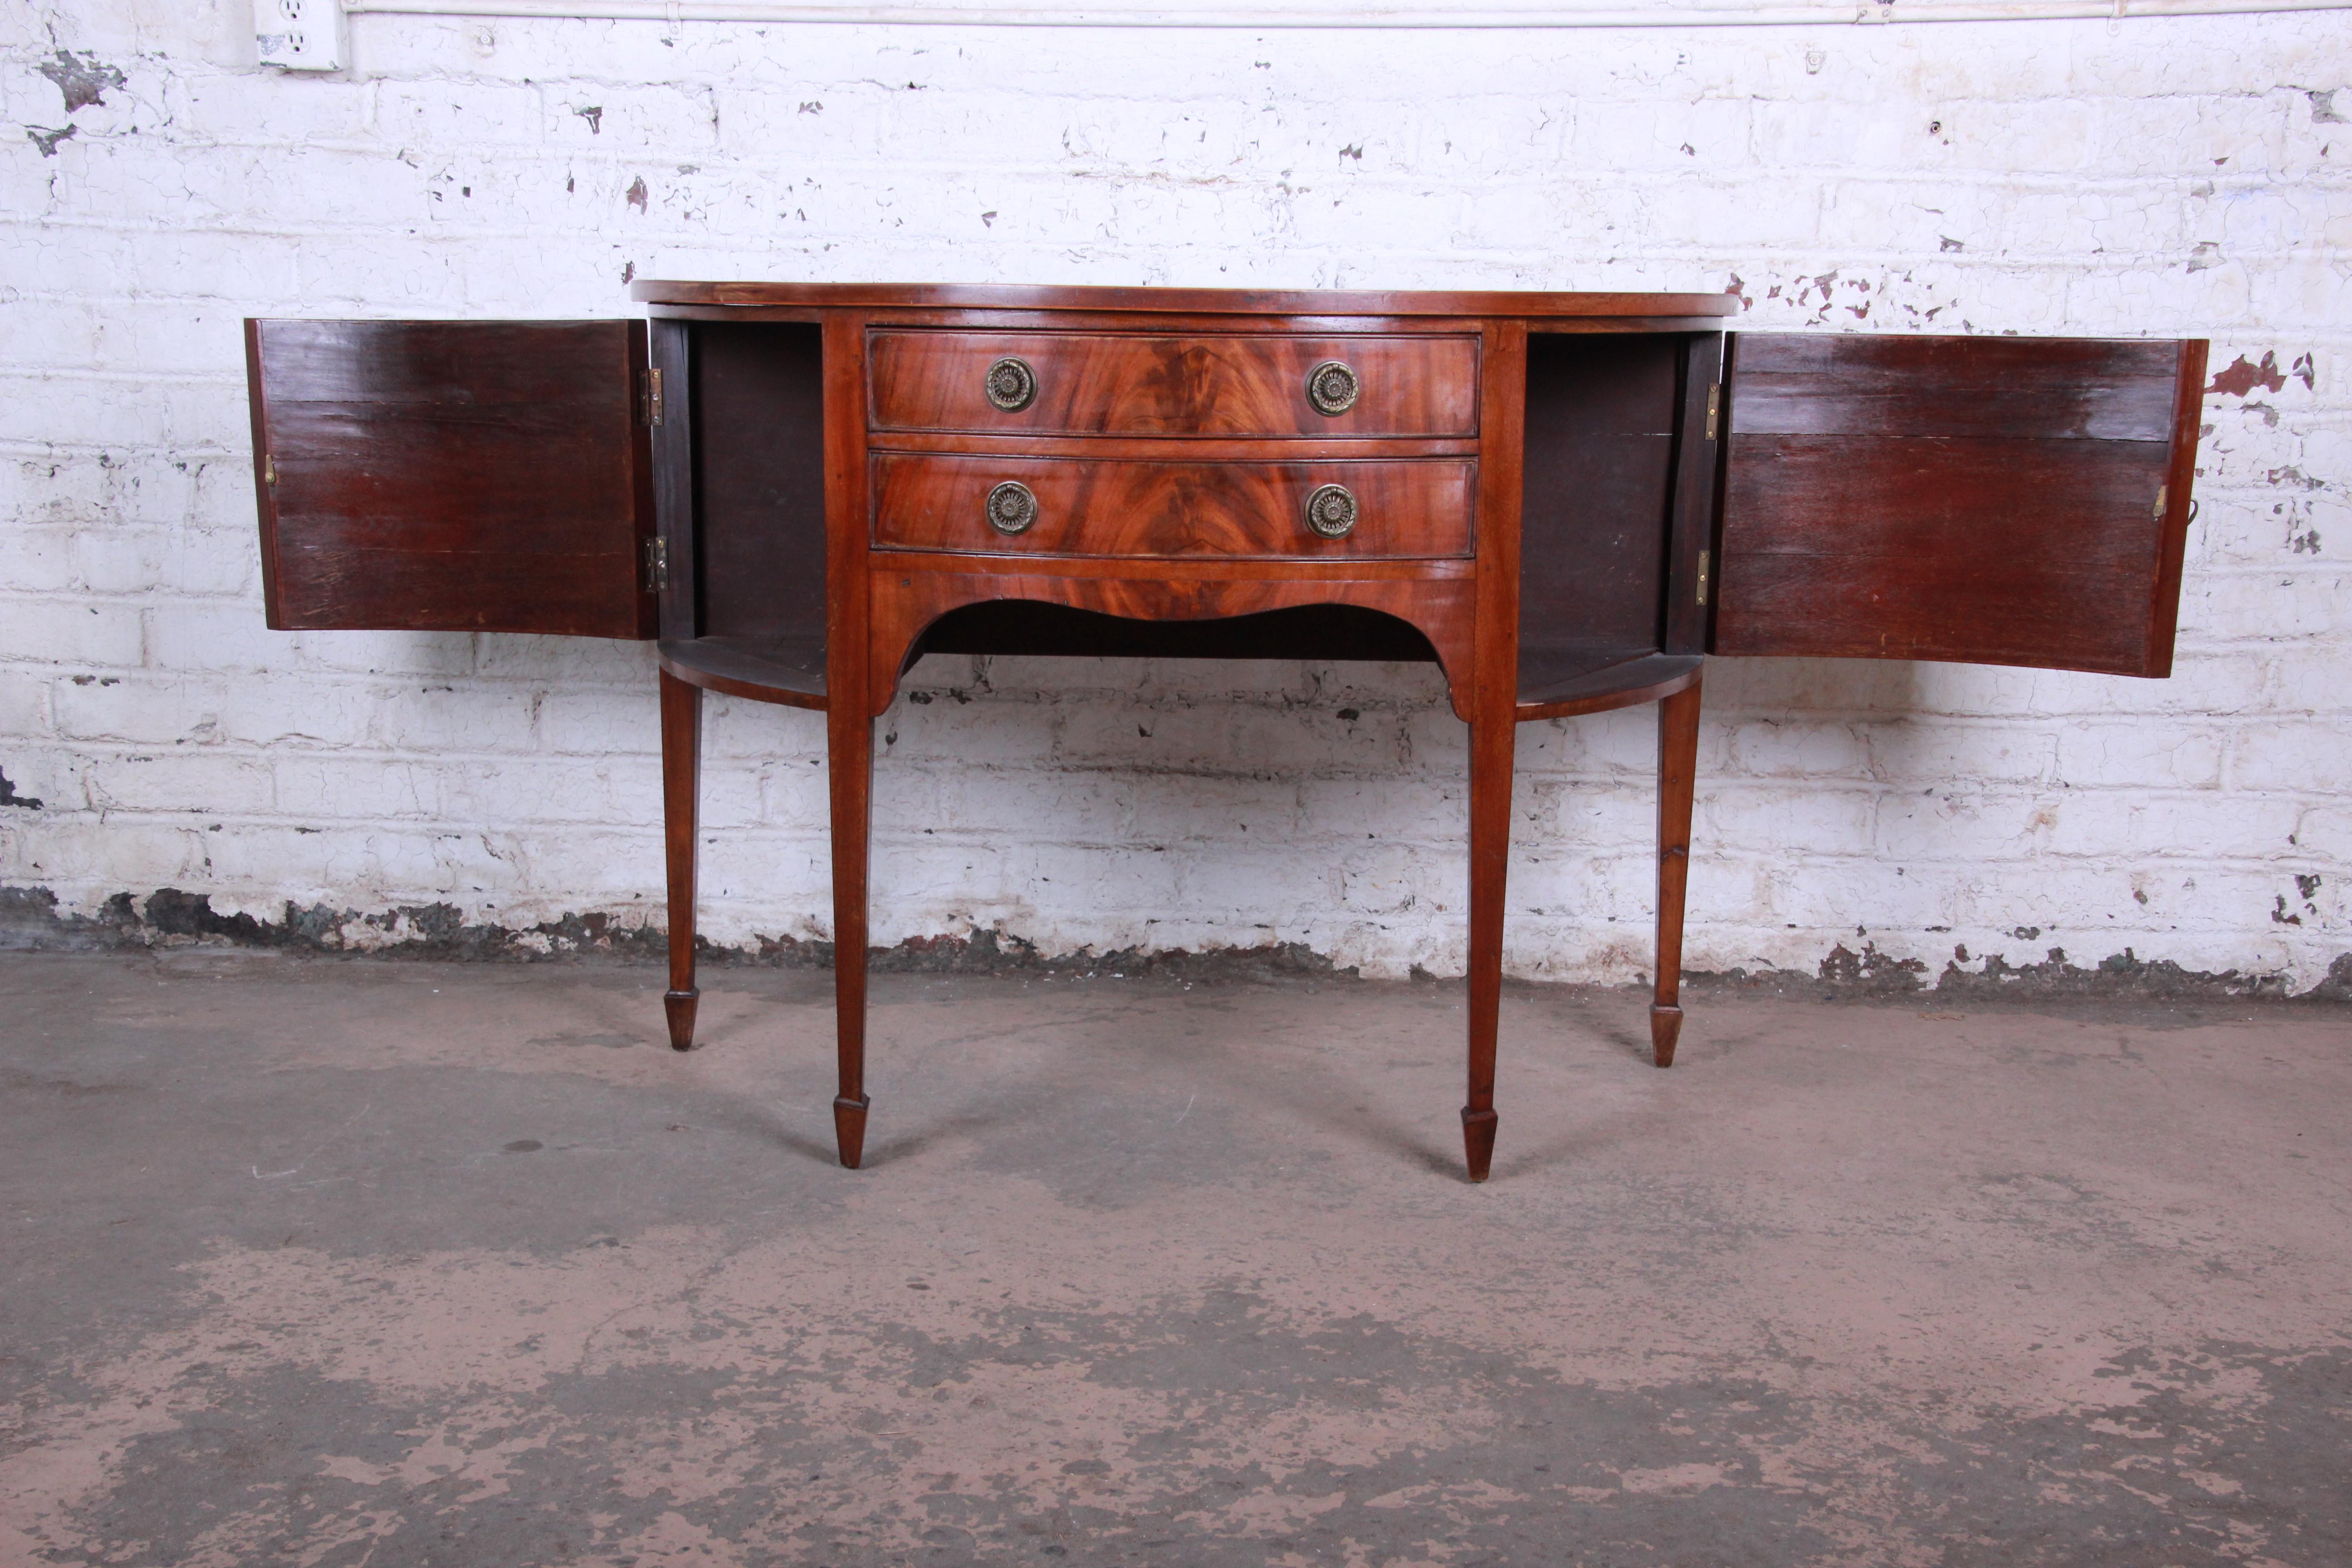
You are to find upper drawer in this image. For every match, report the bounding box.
[867,331,1481,437]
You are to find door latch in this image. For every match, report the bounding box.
[642,535,669,593]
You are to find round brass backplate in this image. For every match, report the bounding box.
[986,480,1040,535]
[1303,483,1358,539]
[985,357,1038,412]
[1305,360,1360,416]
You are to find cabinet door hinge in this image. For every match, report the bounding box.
[642,366,665,426]
[1696,549,1711,607]
[1704,383,1722,442]
[264,454,279,486]
[2152,483,2167,522]
[642,535,669,593]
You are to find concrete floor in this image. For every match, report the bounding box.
[0,953,2347,1567]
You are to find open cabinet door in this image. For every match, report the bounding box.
[246,319,657,638]
[1711,333,2205,676]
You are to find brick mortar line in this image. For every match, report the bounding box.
[7,690,2339,722]
[23,144,2352,181]
[20,710,2339,737]
[10,392,2352,421]
[0,677,2314,705]
[9,454,2342,480]
[9,274,2351,307]
[26,86,2352,115]
[26,768,2335,798]
[14,836,2325,870]
[27,761,2342,789]
[7,367,2351,399]
[5,332,2348,362]
[15,379,2352,421]
[21,787,2313,813]
[3,839,2331,886]
[23,721,2330,746]
[16,204,2352,246]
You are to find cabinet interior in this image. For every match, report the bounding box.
[1519,331,1685,687]
[691,321,827,645]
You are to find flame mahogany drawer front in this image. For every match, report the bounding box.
[866,330,1482,438]
[869,453,1477,560]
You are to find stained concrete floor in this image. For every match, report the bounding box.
[0,952,2348,1567]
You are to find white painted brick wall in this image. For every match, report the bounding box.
[2,3,2347,988]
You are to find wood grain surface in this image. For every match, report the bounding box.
[659,668,703,1053]
[1461,320,1528,1183]
[1662,333,1724,656]
[871,453,1476,560]
[867,432,1479,461]
[633,280,1738,320]
[657,635,828,709]
[247,318,654,637]
[1728,333,2180,440]
[868,331,1479,437]
[1650,672,1702,1070]
[1712,333,2200,676]
[1514,650,1703,720]
[867,572,1478,718]
[648,319,699,640]
[823,311,878,1170]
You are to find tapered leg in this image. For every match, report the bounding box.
[1650,673,1703,1068]
[827,700,874,1168]
[1462,710,1514,1182]
[660,669,702,1052]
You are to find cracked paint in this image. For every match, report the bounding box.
[36,49,125,114]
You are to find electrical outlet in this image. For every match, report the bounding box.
[255,0,344,71]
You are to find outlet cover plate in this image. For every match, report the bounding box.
[256,0,344,71]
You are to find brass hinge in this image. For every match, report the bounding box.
[1705,383,1722,441]
[1696,549,1711,607]
[263,454,278,486]
[2152,483,2167,522]
[643,366,665,426]
[642,535,669,593]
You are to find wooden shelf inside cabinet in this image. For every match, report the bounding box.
[657,636,827,710]
[245,283,2209,1188]
[1517,649,1704,721]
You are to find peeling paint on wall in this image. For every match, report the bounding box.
[37,49,125,113]
[7,884,2346,1002]
[2209,351,2290,397]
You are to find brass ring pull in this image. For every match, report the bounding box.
[986,480,1039,535]
[985,357,1038,412]
[1303,483,1358,540]
[1305,360,1359,416]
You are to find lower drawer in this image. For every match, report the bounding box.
[869,454,1475,560]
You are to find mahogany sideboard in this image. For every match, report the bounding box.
[243,283,2207,1181]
